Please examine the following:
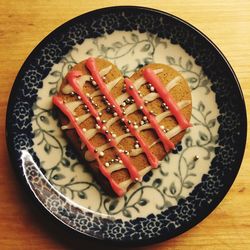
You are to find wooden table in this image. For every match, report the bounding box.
[0,1,249,249]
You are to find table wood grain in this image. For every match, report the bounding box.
[0,0,249,249]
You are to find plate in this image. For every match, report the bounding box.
[6,6,247,245]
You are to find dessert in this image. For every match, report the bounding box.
[53,57,192,196]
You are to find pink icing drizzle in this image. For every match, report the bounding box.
[52,96,125,196]
[54,58,191,195]
[143,68,191,130]
[66,70,140,182]
[86,57,158,168]
[125,78,175,152]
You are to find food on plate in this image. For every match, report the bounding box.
[53,57,192,196]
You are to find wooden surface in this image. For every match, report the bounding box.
[0,0,249,249]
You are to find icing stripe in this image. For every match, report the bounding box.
[77,113,92,125]
[61,70,169,132]
[84,100,191,162]
[62,65,113,95]
[130,125,183,157]
[67,70,140,182]
[125,78,175,152]
[85,132,133,161]
[62,75,91,94]
[91,123,184,173]
[99,65,112,76]
[65,101,82,114]
[119,165,152,191]
[107,163,125,173]
[52,96,124,196]
[167,76,182,91]
[133,68,163,90]
[143,68,191,129]
[91,76,122,98]
[115,68,163,105]
[76,80,185,138]
[86,57,158,168]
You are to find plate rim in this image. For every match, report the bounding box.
[5,5,247,246]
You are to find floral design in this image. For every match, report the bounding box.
[173,200,197,225]
[88,32,167,76]
[13,101,32,130]
[44,194,62,213]
[7,7,246,244]
[74,214,90,231]
[166,56,211,93]
[39,43,63,70]
[215,144,237,167]
[21,69,43,99]
[66,23,89,45]
[13,133,33,152]
[105,224,127,240]
[201,174,222,198]
[93,14,119,34]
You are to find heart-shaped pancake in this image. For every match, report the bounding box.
[53,57,192,196]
